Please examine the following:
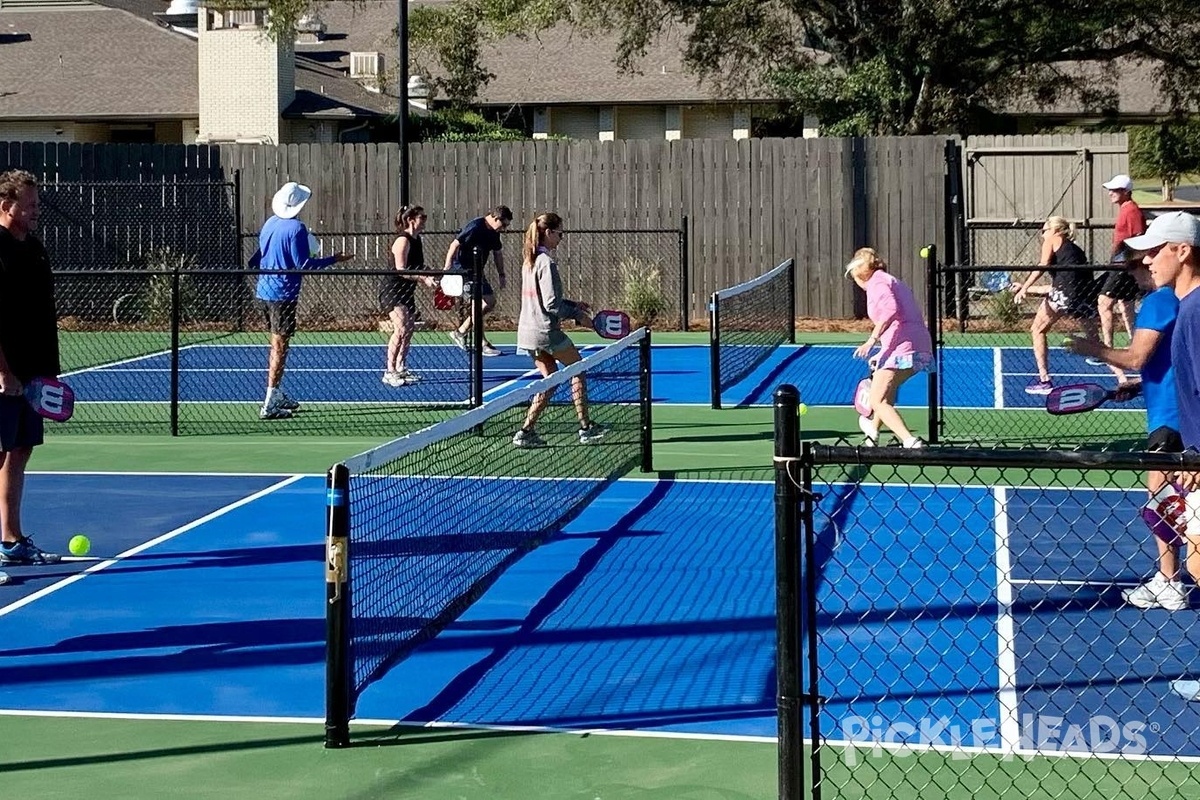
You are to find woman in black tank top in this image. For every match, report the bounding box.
[1011,216,1113,395]
[381,205,435,387]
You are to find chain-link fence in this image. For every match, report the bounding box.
[243,227,688,331]
[773,389,1200,799]
[933,260,1146,448]
[55,268,488,436]
[39,180,238,271]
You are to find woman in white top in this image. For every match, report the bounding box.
[511,212,606,448]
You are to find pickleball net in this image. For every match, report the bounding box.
[324,327,653,746]
[709,258,795,408]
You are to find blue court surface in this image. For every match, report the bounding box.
[62,341,1137,410]
[4,472,1197,761]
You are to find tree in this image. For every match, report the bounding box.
[1129,120,1200,201]
[241,0,1200,134]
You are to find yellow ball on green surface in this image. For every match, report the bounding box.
[797,403,809,416]
[68,535,90,556]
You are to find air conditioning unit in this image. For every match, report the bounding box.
[350,52,384,80]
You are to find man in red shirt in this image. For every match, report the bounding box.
[1093,174,1146,376]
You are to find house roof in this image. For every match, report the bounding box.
[311,0,779,107]
[1000,60,1178,119]
[0,4,198,119]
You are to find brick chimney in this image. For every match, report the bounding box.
[196,6,294,144]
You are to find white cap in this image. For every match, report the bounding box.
[1124,211,1200,251]
[271,181,312,219]
[1102,174,1133,192]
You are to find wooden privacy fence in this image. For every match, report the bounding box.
[0,135,1126,323]
[0,138,947,322]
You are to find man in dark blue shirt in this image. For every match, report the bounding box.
[1122,211,1200,700]
[443,205,512,357]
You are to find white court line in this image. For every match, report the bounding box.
[992,486,1021,754]
[1013,578,1141,589]
[60,346,175,378]
[86,367,522,374]
[992,347,1004,408]
[0,474,305,618]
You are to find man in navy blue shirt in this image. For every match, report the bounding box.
[1120,211,1200,701]
[253,182,351,420]
[443,205,512,357]
[1067,257,1183,609]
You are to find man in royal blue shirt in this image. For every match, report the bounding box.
[1067,256,1184,609]
[1120,211,1200,701]
[443,205,512,357]
[253,182,351,419]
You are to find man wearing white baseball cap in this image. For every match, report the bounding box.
[1122,211,1200,701]
[1090,174,1146,378]
[251,182,352,420]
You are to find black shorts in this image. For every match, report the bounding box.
[262,300,298,338]
[1099,270,1142,302]
[379,276,417,312]
[1147,426,1184,453]
[0,395,44,451]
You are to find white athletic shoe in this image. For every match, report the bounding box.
[382,371,405,387]
[858,415,879,447]
[902,437,927,449]
[1123,575,1189,611]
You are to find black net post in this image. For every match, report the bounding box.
[709,293,722,409]
[470,246,484,408]
[325,463,352,749]
[679,215,690,331]
[787,258,797,345]
[924,244,939,444]
[773,385,803,799]
[640,329,654,472]
[169,263,181,437]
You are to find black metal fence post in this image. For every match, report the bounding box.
[169,263,181,437]
[774,384,803,799]
[679,214,690,331]
[924,244,939,444]
[640,329,654,472]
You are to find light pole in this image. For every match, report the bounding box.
[398,0,409,206]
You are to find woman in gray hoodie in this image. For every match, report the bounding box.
[511,212,607,448]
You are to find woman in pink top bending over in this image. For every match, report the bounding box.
[846,247,933,448]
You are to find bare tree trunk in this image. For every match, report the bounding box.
[1163,180,1175,202]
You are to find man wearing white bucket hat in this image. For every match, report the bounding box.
[251,182,352,420]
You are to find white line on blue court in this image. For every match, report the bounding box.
[60,346,175,378]
[992,486,1020,753]
[993,347,1004,408]
[0,474,305,618]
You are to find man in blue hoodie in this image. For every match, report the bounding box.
[253,182,352,420]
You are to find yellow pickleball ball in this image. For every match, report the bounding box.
[797,403,809,416]
[68,535,90,556]
[919,246,931,259]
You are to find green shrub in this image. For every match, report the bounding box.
[114,248,200,326]
[619,257,670,328]
[987,287,1022,328]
